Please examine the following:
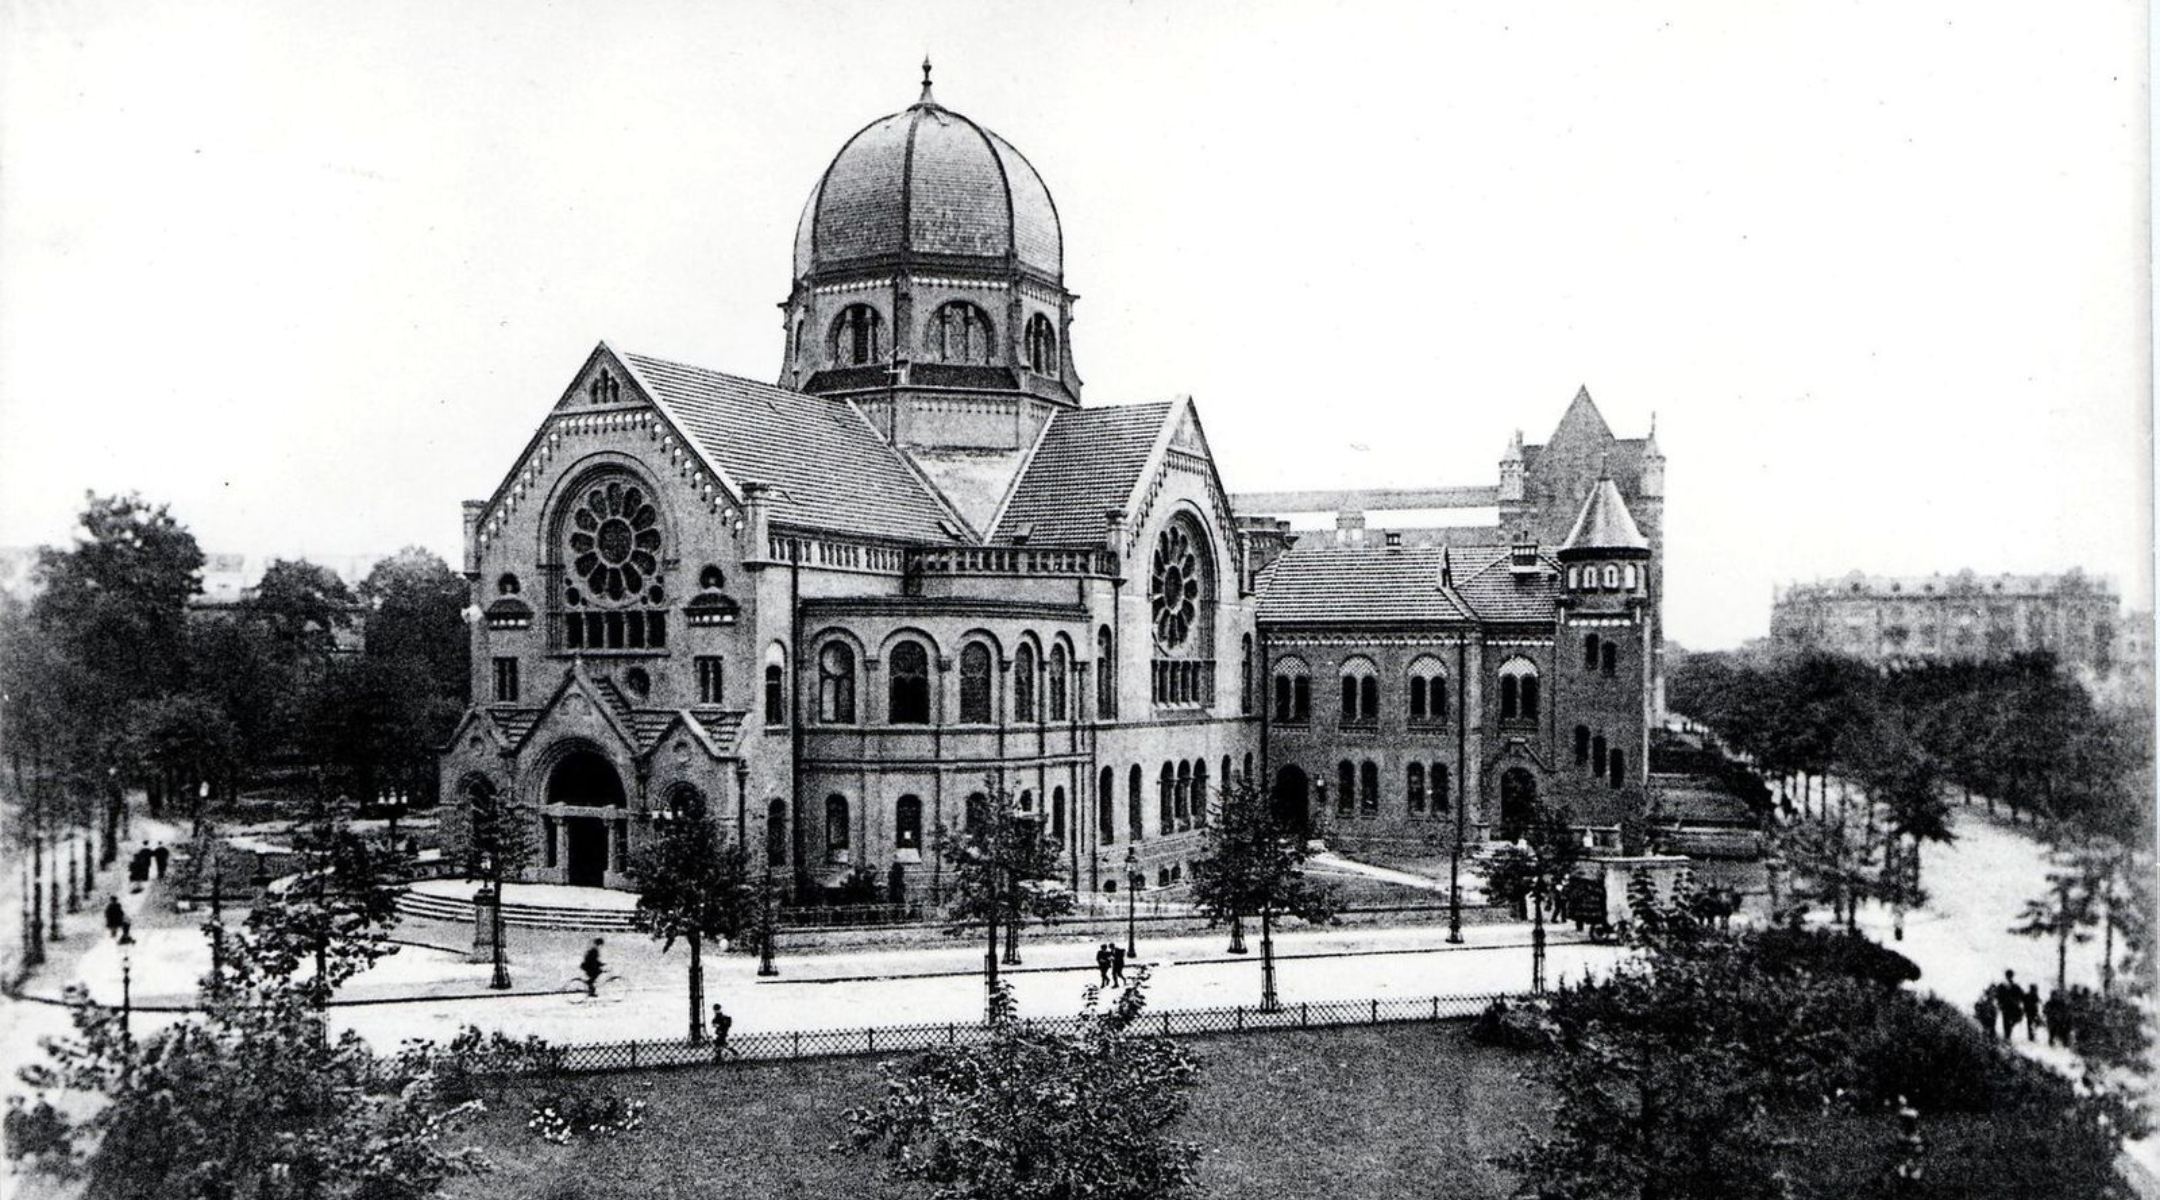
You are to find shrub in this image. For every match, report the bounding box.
[526,1087,647,1145]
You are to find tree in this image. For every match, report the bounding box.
[31,492,204,707]
[248,557,357,660]
[182,616,300,790]
[120,693,240,827]
[301,656,459,809]
[2012,849,2096,993]
[18,928,485,1198]
[1477,803,1583,994]
[935,781,1076,1015]
[360,547,470,703]
[1188,777,1336,1011]
[461,779,537,990]
[624,802,756,1044]
[841,973,1201,1200]
[243,800,409,1006]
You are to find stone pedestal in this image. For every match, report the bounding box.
[469,886,502,964]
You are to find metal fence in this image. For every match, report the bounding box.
[494,991,1510,1077]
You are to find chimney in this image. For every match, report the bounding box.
[743,482,775,565]
[461,500,487,576]
[1335,509,1366,547]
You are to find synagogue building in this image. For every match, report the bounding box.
[437,70,1667,898]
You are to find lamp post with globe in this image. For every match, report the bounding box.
[1123,846,1140,959]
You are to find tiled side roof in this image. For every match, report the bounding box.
[1445,546,1561,624]
[991,402,1175,545]
[623,353,960,544]
[1254,545,1476,624]
[1560,479,1649,552]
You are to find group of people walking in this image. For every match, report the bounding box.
[1094,942,1130,987]
[1972,968,2089,1048]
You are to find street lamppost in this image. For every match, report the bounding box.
[118,923,135,1041]
[66,834,81,914]
[1123,846,1139,958]
[380,788,409,853]
[757,855,779,978]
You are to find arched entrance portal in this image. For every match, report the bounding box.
[1270,764,1310,835]
[1498,767,1538,841]
[548,750,625,888]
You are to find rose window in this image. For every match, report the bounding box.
[1150,525,1201,649]
[569,481,662,603]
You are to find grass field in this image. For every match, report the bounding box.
[445,1022,1547,1200]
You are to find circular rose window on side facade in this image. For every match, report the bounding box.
[568,480,662,602]
[1150,523,1202,649]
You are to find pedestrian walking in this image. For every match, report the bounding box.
[1110,943,1127,985]
[2043,989,2069,1047]
[103,896,124,938]
[1974,992,1998,1039]
[152,846,169,879]
[1095,942,1112,987]
[1990,970,2023,1039]
[711,1004,734,1062]
[127,849,148,893]
[2023,984,2040,1042]
[580,937,606,997]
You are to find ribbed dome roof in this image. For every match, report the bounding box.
[1559,477,1650,555]
[793,79,1062,282]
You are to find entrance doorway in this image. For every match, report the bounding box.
[1498,767,1538,840]
[564,817,609,887]
[1270,764,1310,835]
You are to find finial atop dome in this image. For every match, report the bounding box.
[918,56,938,107]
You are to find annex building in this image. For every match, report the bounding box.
[437,71,1667,899]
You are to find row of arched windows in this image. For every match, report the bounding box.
[1330,759,1455,818]
[1571,726,1630,789]
[1567,563,1641,592]
[825,303,1062,374]
[785,630,1098,728]
[1271,655,1493,727]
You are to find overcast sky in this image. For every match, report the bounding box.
[1,0,2148,649]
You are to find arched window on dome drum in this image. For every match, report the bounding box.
[895,795,923,853]
[832,304,886,367]
[930,301,995,364]
[1048,645,1069,721]
[888,641,931,725]
[958,643,993,723]
[818,642,856,723]
[1014,643,1037,723]
[1025,313,1059,375]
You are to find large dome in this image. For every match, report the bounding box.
[793,79,1063,282]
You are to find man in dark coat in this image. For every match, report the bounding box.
[580,938,606,996]
[1110,943,1127,986]
[1974,992,1998,1038]
[1994,970,2023,1039]
[152,845,169,878]
[103,896,125,937]
[711,1004,734,1061]
[2043,989,2069,1046]
[2023,984,2041,1042]
[1094,943,1112,987]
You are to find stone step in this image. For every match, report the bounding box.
[393,890,641,932]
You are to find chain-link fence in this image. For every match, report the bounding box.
[490,991,1510,1077]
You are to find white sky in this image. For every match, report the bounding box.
[0,0,2149,649]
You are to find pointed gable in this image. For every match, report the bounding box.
[990,400,1176,545]
[1549,385,1615,447]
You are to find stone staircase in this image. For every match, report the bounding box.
[394,887,641,932]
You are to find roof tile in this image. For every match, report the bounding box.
[992,402,1175,545]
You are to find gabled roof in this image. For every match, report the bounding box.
[1560,478,1650,553]
[1548,385,1614,447]
[990,401,1177,545]
[619,351,964,544]
[1254,544,1478,625]
[1447,545,1563,624]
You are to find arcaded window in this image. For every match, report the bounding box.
[1272,656,1311,724]
[929,301,995,364]
[1192,761,1209,826]
[1498,658,1540,722]
[958,642,993,723]
[1025,313,1059,374]
[833,304,886,366]
[818,642,857,723]
[1407,656,1447,724]
[888,640,931,725]
[1014,642,1037,722]
[1048,644,1069,720]
[1339,657,1378,725]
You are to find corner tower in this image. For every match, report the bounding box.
[778,64,1081,528]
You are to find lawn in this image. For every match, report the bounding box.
[444,1022,1547,1200]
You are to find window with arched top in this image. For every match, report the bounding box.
[1048,644,1069,721]
[1339,657,1378,725]
[1051,786,1067,844]
[1593,734,1608,775]
[1336,761,1356,816]
[832,304,886,366]
[1567,566,1580,589]
[1175,761,1192,829]
[825,794,851,861]
[1014,643,1038,723]
[763,643,787,727]
[1128,765,1144,841]
[1159,763,1175,832]
[1574,725,1591,765]
[888,640,931,724]
[965,793,989,833]
[1360,761,1380,812]
[1096,626,1116,719]
[818,642,857,723]
[1098,768,1116,842]
[1583,634,1600,670]
[958,643,993,723]
[1431,763,1451,813]
[1498,658,1540,722]
[1601,642,1618,676]
[1407,763,1426,814]
[1609,749,1626,789]
[1273,656,1312,724]
[929,301,995,364]
[1603,565,1620,589]
[1407,656,1448,724]
[1623,564,1639,590]
[1240,634,1254,715]
[895,795,923,852]
[1192,761,1209,827]
[1025,313,1058,374]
